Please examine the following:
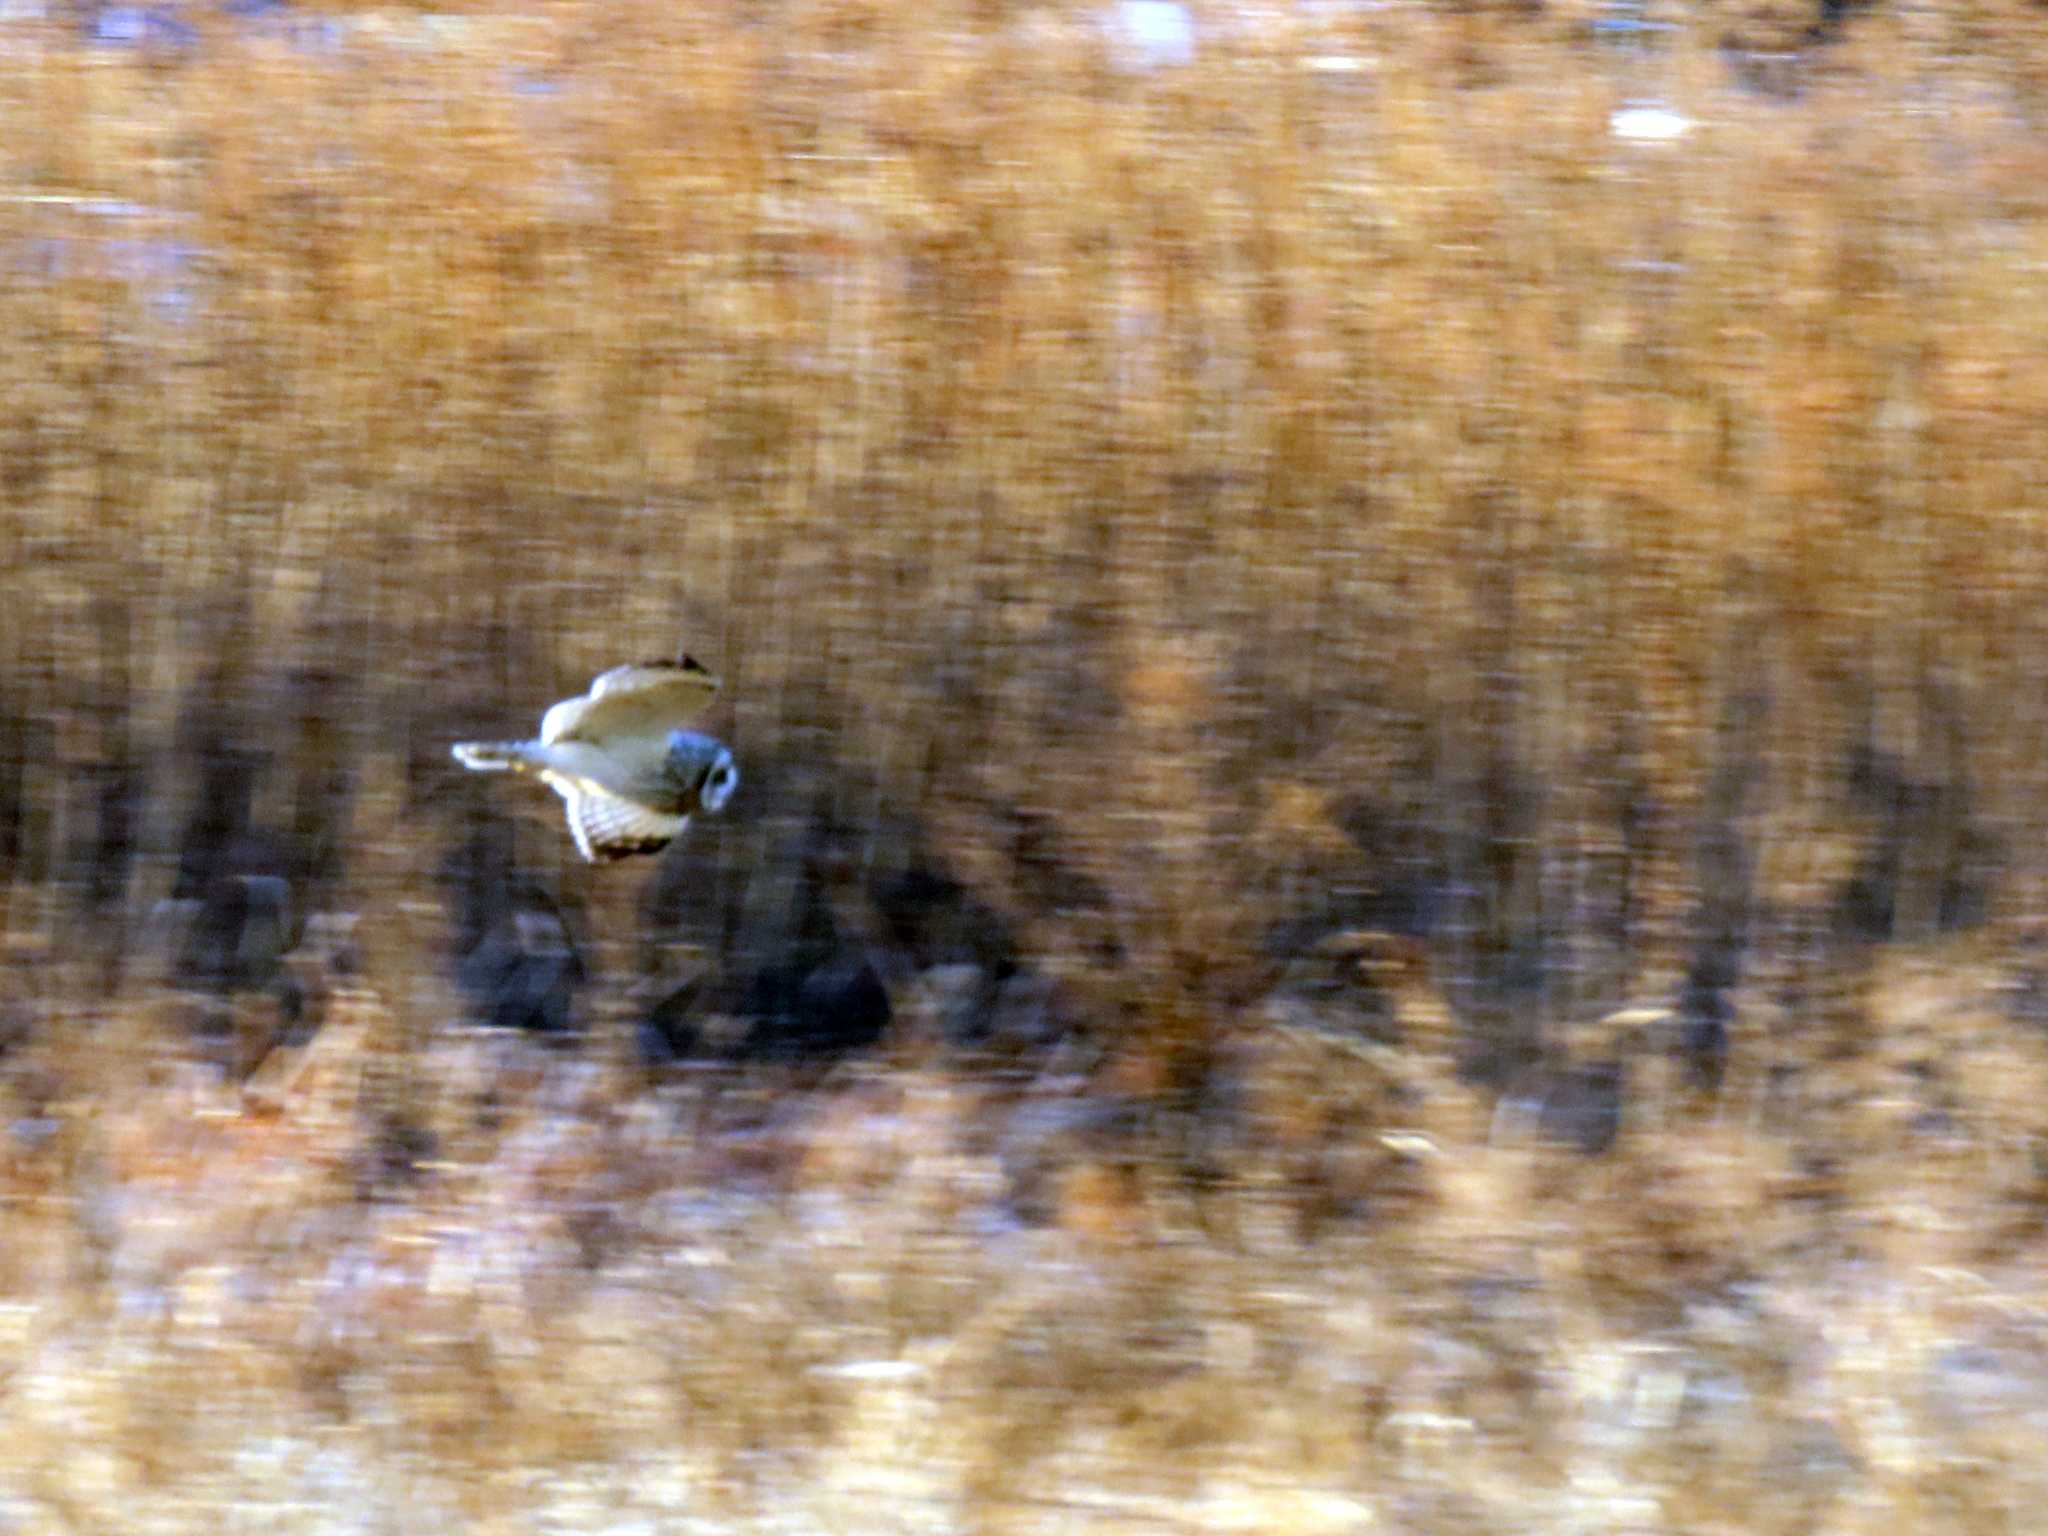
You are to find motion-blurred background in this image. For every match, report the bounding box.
[4,2,2048,1529]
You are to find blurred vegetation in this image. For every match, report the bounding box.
[5,0,2048,1529]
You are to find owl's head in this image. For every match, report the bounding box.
[666,730,740,814]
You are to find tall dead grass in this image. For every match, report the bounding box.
[3,2,2048,1529]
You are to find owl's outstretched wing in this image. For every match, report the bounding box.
[540,657,722,746]
[538,771,689,863]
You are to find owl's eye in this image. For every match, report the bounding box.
[699,757,738,809]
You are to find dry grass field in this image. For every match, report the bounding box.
[6,0,2048,1529]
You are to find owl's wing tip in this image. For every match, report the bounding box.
[583,836,676,863]
[627,654,713,676]
[559,782,688,863]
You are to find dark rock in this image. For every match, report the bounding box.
[1507,1064,1613,1163]
[638,976,706,1066]
[740,953,891,1061]
[1529,1060,1626,1157]
[984,969,1070,1055]
[187,872,292,991]
[172,747,263,901]
[174,831,298,994]
[455,885,585,1035]
[871,864,1019,978]
[1678,972,1731,1092]
[441,823,586,1035]
[0,709,46,885]
[85,756,139,912]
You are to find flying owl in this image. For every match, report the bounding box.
[451,658,738,862]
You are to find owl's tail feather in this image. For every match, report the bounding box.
[452,740,544,774]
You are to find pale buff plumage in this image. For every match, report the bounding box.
[452,658,738,861]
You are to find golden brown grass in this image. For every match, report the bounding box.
[5,1,2048,1529]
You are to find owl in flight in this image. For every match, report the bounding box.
[452,658,738,862]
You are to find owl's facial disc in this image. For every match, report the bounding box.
[665,730,740,814]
